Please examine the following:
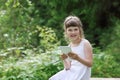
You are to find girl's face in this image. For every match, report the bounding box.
[66,26,80,41]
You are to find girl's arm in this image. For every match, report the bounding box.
[63,59,71,70]
[60,54,71,70]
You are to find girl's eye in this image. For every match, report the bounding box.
[74,29,78,31]
[68,29,72,31]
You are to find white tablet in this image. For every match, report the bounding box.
[59,46,71,54]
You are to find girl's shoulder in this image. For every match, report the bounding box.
[82,38,90,43]
[82,38,92,48]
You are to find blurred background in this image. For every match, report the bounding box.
[0,0,120,79]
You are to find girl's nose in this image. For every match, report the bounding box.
[71,30,76,33]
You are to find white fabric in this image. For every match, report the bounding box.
[49,39,91,80]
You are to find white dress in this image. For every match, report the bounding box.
[49,39,91,80]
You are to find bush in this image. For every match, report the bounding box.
[0,47,120,79]
[0,49,63,80]
[92,48,120,77]
[106,19,120,62]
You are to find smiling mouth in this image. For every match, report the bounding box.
[70,35,76,37]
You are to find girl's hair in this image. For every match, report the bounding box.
[64,15,84,38]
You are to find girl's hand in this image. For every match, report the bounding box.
[68,52,79,60]
[60,54,68,60]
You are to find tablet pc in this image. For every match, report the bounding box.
[59,46,71,54]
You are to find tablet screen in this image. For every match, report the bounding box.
[59,46,71,54]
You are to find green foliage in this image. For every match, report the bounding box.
[36,26,60,52]
[0,0,33,27]
[1,0,120,47]
[0,0,36,49]
[92,48,120,77]
[100,18,120,61]
[0,49,63,80]
[0,48,120,80]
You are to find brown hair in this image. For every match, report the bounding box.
[64,15,84,38]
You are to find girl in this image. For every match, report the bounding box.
[49,15,93,80]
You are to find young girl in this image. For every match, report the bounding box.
[49,15,93,80]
